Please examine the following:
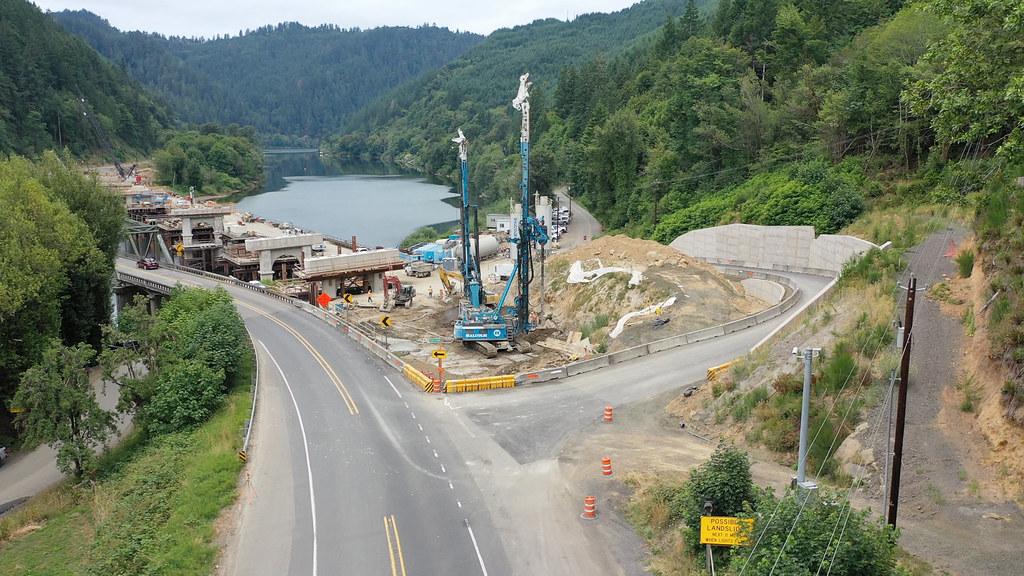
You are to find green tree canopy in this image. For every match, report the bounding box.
[12,340,115,476]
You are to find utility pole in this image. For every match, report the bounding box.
[887,275,917,526]
[794,347,821,496]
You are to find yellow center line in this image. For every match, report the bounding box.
[385,516,398,576]
[236,300,359,415]
[391,514,408,576]
[384,515,408,576]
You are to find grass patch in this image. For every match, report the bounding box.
[958,373,980,413]
[731,386,769,422]
[955,249,974,278]
[961,306,976,337]
[580,312,610,340]
[0,347,253,575]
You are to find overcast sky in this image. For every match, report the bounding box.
[32,0,642,38]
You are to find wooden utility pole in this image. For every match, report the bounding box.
[887,275,917,526]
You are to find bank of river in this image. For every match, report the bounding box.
[235,152,458,248]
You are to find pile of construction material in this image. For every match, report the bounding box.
[537,235,764,356]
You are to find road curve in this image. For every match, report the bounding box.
[116,259,510,576]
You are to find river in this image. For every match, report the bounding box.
[235,151,458,248]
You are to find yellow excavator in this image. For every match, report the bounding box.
[439,267,499,305]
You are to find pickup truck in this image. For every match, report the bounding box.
[404,261,433,278]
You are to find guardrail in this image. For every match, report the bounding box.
[118,261,804,395]
[240,327,259,462]
[114,271,174,295]
[514,268,801,385]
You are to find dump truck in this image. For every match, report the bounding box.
[405,261,433,278]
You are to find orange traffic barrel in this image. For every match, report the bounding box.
[582,496,597,520]
[603,405,613,423]
[601,457,613,477]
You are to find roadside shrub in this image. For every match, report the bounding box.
[956,249,975,278]
[732,386,769,422]
[772,372,802,394]
[818,342,858,394]
[678,443,754,556]
[142,360,225,434]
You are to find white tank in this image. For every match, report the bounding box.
[535,193,553,231]
[457,234,500,261]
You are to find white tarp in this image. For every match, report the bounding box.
[567,260,643,286]
[609,296,677,339]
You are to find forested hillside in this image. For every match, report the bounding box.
[0,0,169,157]
[543,0,1021,242]
[323,0,706,198]
[52,10,483,142]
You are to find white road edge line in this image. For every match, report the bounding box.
[425,435,431,444]
[465,519,489,576]
[259,340,318,576]
[384,375,403,399]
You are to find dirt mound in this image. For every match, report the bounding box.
[537,235,764,355]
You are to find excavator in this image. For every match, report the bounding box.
[381,275,415,310]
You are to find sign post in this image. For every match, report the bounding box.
[432,348,447,392]
[699,516,754,547]
[379,315,393,348]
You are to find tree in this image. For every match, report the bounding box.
[905,0,1024,163]
[734,488,899,575]
[679,443,755,557]
[140,360,223,434]
[12,340,115,477]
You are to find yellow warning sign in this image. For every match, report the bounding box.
[700,516,753,546]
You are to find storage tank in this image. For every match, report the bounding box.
[535,193,553,231]
[457,234,500,261]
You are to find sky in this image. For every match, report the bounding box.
[32,0,643,38]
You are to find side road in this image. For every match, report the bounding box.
[0,369,128,515]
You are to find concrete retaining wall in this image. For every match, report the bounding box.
[741,278,785,305]
[670,224,876,276]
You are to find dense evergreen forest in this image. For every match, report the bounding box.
[0,0,170,157]
[52,10,483,142]
[323,0,704,195]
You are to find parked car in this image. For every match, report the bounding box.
[136,257,159,270]
[0,446,7,467]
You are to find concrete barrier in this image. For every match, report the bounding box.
[646,334,688,354]
[515,367,568,385]
[566,355,612,376]
[723,316,757,334]
[687,326,727,344]
[609,344,651,364]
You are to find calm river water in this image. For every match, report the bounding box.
[235,151,457,248]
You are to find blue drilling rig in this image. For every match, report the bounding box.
[452,73,548,357]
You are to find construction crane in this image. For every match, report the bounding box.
[451,73,547,357]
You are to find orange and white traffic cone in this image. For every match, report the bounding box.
[601,457,613,477]
[582,496,597,520]
[603,405,613,423]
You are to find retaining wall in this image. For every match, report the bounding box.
[670,224,876,276]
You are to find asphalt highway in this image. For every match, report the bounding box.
[118,256,829,575]
[117,259,509,576]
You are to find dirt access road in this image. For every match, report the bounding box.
[861,229,1024,575]
[0,369,128,516]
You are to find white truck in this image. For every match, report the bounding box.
[404,261,433,278]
